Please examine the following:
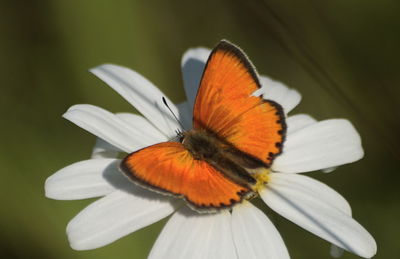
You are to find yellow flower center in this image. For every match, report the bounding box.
[251,168,270,193]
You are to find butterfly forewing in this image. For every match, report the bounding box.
[193,40,286,165]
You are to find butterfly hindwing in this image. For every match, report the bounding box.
[193,40,286,166]
[120,142,252,211]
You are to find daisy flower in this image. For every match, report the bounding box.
[45,46,376,258]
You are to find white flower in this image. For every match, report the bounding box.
[45,47,377,258]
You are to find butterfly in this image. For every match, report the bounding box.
[120,40,286,212]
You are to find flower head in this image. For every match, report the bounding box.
[45,44,376,258]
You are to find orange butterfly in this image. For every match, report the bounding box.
[120,40,286,212]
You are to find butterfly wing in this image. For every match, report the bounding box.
[193,40,286,166]
[120,142,252,211]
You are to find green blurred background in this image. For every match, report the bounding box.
[1,0,399,258]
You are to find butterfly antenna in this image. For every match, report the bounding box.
[162,97,185,131]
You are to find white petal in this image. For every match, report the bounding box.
[231,202,289,259]
[63,104,162,153]
[286,115,339,174]
[90,64,181,137]
[268,174,350,257]
[181,47,210,109]
[258,75,301,114]
[176,101,193,130]
[322,167,337,173]
[45,159,125,200]
[90,113,166,158]
[67,189,175,250]
[116,112,167,142]
[331,244,345,258]
[273,119,364,173]
[149,207,237,259]
[286,114,316,136]
[261,174,376,258]
[266,173,351,215]
[91,138,120,159]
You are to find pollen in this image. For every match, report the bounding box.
[251,168,270,192]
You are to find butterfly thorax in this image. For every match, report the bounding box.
[181,129,269,190]
[181,130,226,160]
